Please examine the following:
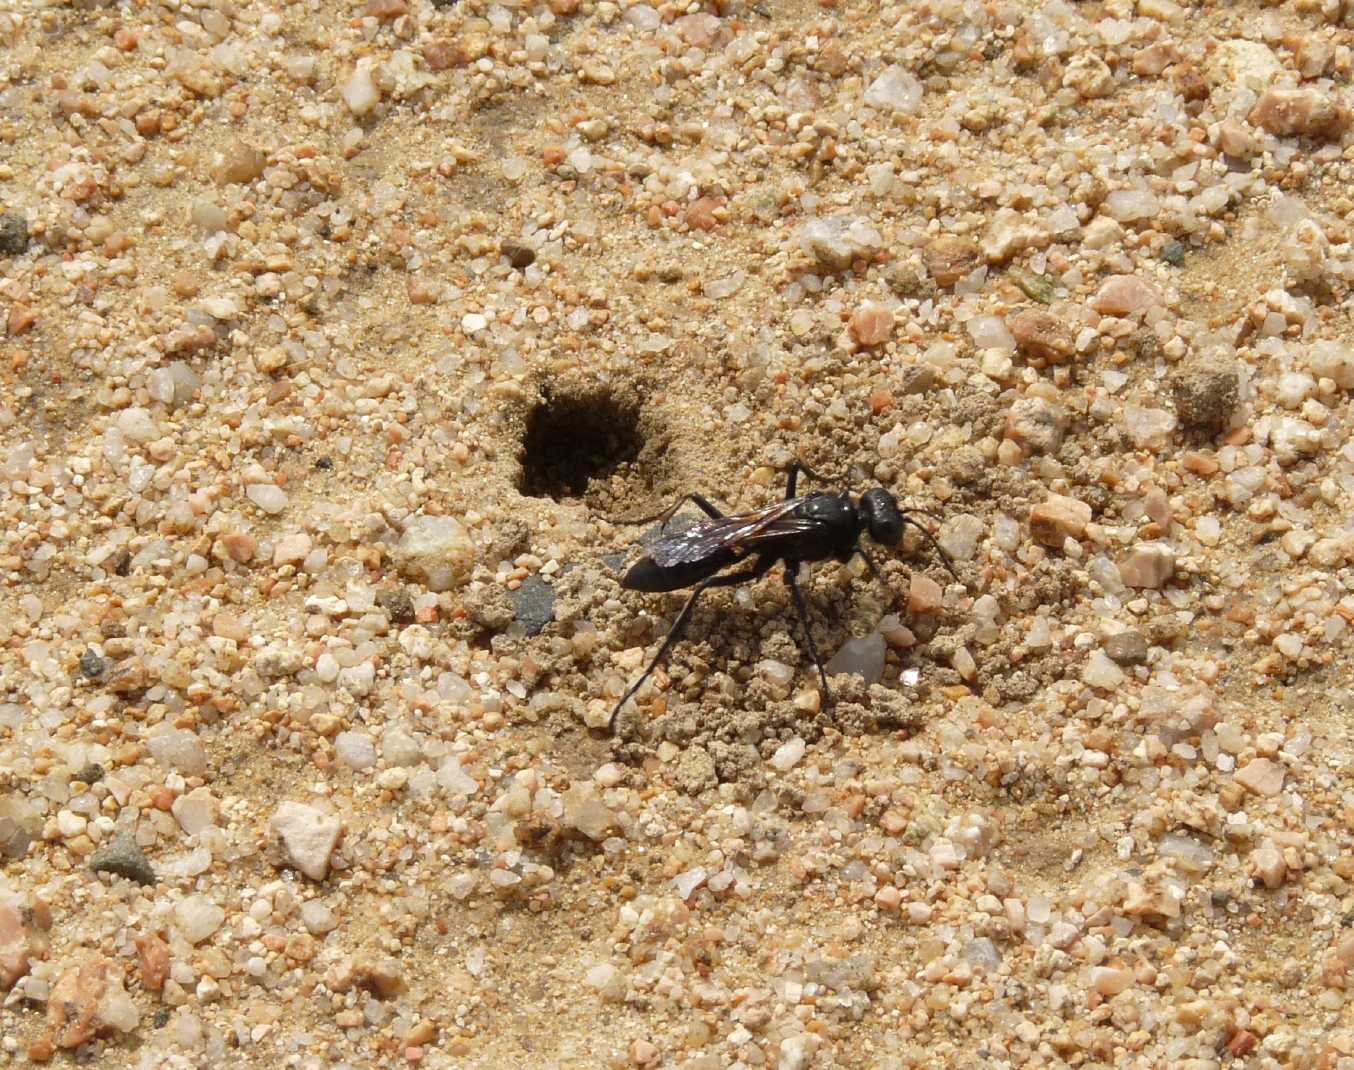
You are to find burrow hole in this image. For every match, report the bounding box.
[518,387,645,501]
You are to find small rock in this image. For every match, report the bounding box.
[1089,966,1133,996]
[392,515,475,592]
[271,802,342,881]
[170,788,216,836]
[222,531,257,563]
[983,208,1046,265]
[376,586,415,622]
[341,64,381,115]
[1123,405,1178,450]
[863,65,923,114]
[213,141,267,185]
[46,958,117,1049]
[1250,843,1286,889]
[924,235,980,287]
[335,731,377,771]
[272,533,312,567]
[245,483,288,514]
[1235,757,1285,798]
[562,787,615,841]
[147,729,207,777]
[1005,397,1066,454]
[77,649,105,679]
[909,574,944,614]
[850,302,894,347]
[1010,309,1075,363]
[1118,543,1175,589]
[1063,54,1114,98]
[380,726,421,767]
[508,575,555,636]
[133,934,169,992]
[1248,88,1348,141]
[825,634,886,683]
[1090,274,1162,316]
[0,213,29,257]
[770,737,806,771]
[630,1039,660,1067]
[1172,360,1239,434]
[0,890,51,991]
[1009,267,1056,303]
[1218,116,1258,158]
[1030,494,1091,547]
[798,216,880,272]
[89,835,156,886]
[1082,650,1126,690]
[584,962,626,1001]
[300,900,339,935]
[174,896,224,944]
[1102,631,1149,665]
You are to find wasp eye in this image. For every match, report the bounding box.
[861,488,903,545]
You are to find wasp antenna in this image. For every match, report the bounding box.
[901,514,960,583]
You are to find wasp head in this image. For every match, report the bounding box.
[858,488,904,546]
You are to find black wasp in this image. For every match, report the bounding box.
[608,462,956,732]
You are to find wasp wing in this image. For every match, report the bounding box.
[648,499,804,567]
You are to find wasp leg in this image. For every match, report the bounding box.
[610,557,773,734]
[785,459,845,499]
[783,561,832,707]
[607,493,725,530]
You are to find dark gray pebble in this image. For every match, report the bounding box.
[0,213,28,257]
[78,648,106,679]
[509,575,555,636]
[90,834,156,885]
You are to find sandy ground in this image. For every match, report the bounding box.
[3,0,1354,1067]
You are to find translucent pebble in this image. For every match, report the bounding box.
[939,514,984,561]
[175,895,225,944]
[435,763,479,796]
[825,634,886,684]
[1104,190,1160,222]
[624,4,660,30]
[770,737,806,771]
[341,65,380,116]
[301,900,338,934]
[967,315,1015,351]
[1276,372,1314,408]
[864,65,923,114]
[380,727,422,767]
[148,729,208,777]
[703,271,745,299]
[673,867,707,898]
[335,732,376,771]
[1157,832,1214,874]
[1082,650,1126,690]
[245,484,288,514]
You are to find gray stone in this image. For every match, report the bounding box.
[0,213,28,257]
[1172,360,1239,434]
[90,834,156,885]
[1103,631,1149,665]
[375,586,414,622]
[78,649,105,679]
[509,575,555,636]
